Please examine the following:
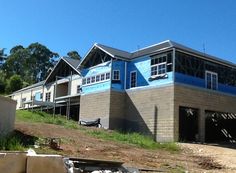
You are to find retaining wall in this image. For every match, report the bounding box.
[0,96,16,135]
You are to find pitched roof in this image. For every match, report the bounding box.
[96,40,236,67]
[169,40,236,67]
[63,57,81,69]
[95,43,131,59]
[12,80,45,94]
[131,40,172,59]
[79,40,236,69]
[44,57,81,84]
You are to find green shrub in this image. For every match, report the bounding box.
[0,135,24,151]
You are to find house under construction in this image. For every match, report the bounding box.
[10,40,236,143]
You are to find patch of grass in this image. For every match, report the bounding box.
[16,110,180,152]
[87,129,180,152]
[16,110,79,129]
[0,133,25,151]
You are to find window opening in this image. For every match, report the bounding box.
[130,71,137,88]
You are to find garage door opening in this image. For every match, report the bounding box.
[205,111,236,143]
[179,107,199,142]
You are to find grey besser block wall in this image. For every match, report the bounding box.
[109,90,125,130]
[79,91,111,128]
[174,84,236,142]
[125,86,175,142]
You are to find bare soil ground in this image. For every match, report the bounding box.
[15,122,236,173]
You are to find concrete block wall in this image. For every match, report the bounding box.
[109,90,125,130]
[125,85,175,142]
[0,96,16,135]
[174,84,236,142]
[79,90,111,128]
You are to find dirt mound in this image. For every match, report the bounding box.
[15,122,235,173]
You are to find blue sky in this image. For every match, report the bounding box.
[1,0,236,63]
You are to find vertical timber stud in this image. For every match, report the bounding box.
[53,77,57,117]
[67,71,73,120]
[172,48,176,83]
[20,92,22,108]
[68,97,71,120]
[41,84,44,112]
[172,48,176,141]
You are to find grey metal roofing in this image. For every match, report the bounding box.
[95,43,131,59]
[44,57,81,84]
[62,57,81,69]
[169,40,236,67]
[93,40,236,67]
[12,80,45,94]
[130,41,172,59]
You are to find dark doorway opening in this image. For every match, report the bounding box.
[205,111,236,143]
[179,106,199,141]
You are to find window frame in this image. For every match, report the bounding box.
[205,70,218,90]
[150,54,169,77]
[96,75,100,82]
[101,74,105,81]
[105,72,111,80]
[45,92,51,102]
[151,62,167,77]
[130,71,137,88]
[112,70,120,81]
[82,72,111,86]
[82,78,86,85]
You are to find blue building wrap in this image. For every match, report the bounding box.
[175,72,236,95]
[81,52,235,96]
[111,60,125,91]
[126,56,174,89]
[81,61,111,94]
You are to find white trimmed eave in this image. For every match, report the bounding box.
[78,44,117,69]
[76,44,98,69]
[44,58,64,85]
[44,57,81,85]
[94,44,115,58]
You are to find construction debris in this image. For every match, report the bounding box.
[0,150,142,173]
[79,118,101,127]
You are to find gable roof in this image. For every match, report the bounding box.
[78,43,131,68]
[63,57,81,69]
[44,57,81,84]
[95,43,131,59]
[79,40,236,69]
[11,80,45,94]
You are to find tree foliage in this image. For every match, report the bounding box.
[0,43,59,93]
[5,75,23,93]
[67,50,81,60]
[0,70,6,93]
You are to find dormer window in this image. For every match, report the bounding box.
[151,54,167,76]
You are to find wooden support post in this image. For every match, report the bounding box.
[68,97,71,120]
[53,77,58,118]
